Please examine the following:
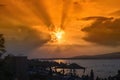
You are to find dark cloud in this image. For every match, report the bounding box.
[110,10,120,16]
[0,4,5,6]
[82,16,113,21]
[82,16,120,46]
[0,0,53,56]
[0,24,51,56]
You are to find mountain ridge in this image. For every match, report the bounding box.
[71,52,120,59]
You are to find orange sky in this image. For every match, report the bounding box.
[0,0,120,58]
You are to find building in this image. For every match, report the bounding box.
[4,56,28,80]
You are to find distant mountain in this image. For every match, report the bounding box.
[71,52,120,59]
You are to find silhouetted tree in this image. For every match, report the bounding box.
[0,34,6,80]
[90,69,94,80]
[0,34,6,57]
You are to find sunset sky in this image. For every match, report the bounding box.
[0,0,120,58]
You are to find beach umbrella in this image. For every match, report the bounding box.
[68,63,86,74]
[68,63,85,69]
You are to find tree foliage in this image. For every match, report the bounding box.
[0,34,6,57]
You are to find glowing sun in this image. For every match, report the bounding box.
[50,28,65,43]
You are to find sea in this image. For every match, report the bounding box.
[53,59,120,78]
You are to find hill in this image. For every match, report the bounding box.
[71,52,120,59]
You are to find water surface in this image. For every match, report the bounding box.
[54,59,120,78]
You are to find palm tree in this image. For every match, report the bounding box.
[0,34,6,57]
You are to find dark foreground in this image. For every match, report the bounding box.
[0,56,120,80]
